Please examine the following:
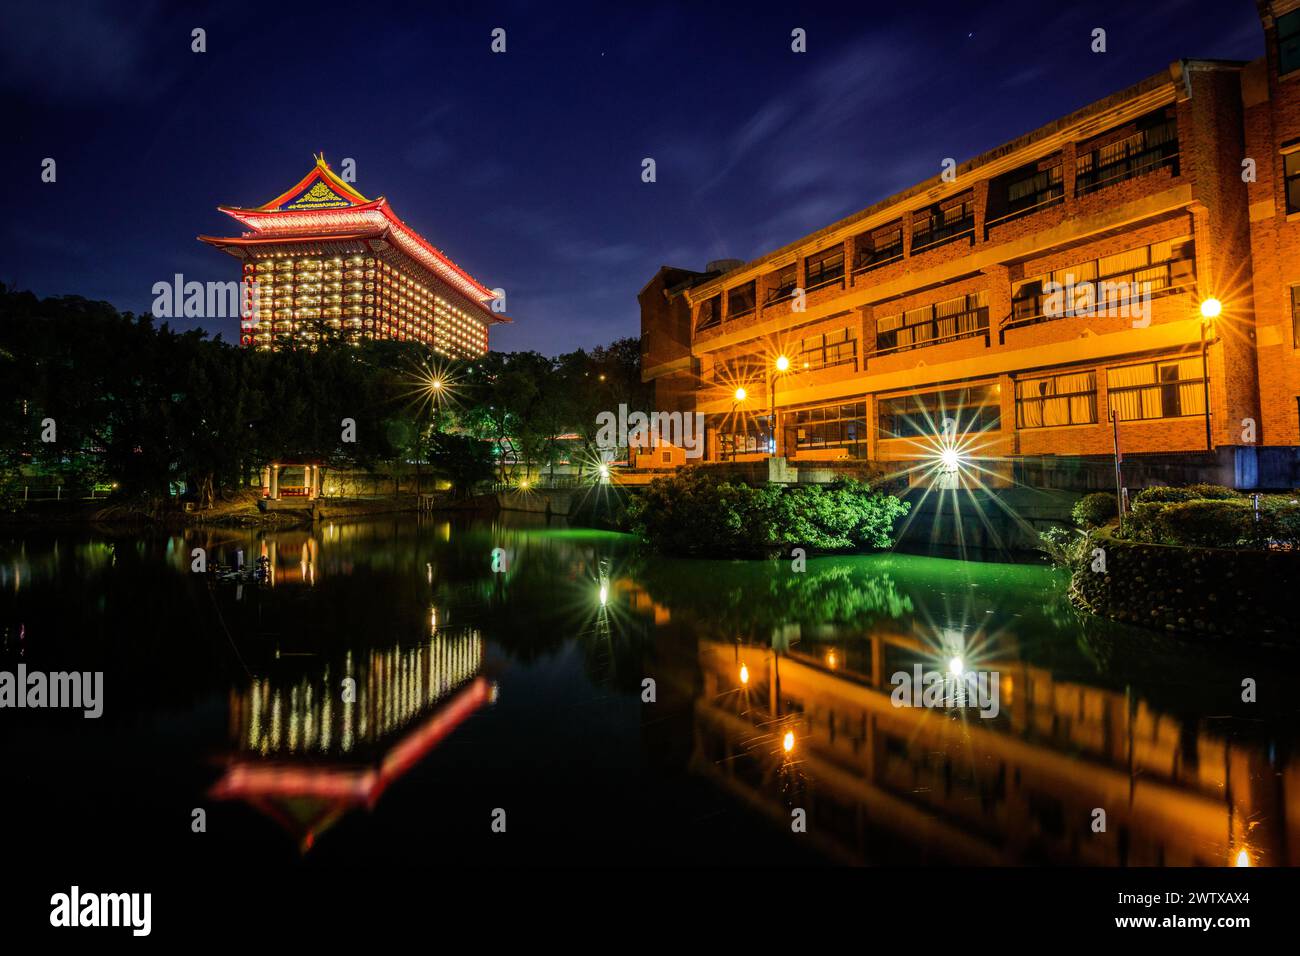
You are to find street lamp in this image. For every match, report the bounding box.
[728,387,748,461]
[1199,297,1220,452]
[770,355,790,456]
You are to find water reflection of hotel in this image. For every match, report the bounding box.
[211,625,486,850]
[689,633,1295,866]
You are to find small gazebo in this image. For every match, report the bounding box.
[260,461,325,505]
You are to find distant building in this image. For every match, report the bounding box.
[640,3,1300,488]
[200,154,505,354]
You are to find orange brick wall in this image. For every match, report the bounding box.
[643,11,1300,482]
[1245,10,1300,445]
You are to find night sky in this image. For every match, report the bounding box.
[0,0,1265,355]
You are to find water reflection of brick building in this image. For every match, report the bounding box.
[640,5,1300,488]
[692,638,1291,866]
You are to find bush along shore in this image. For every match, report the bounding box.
[1041,486,1300,642]
[625,466,909,558]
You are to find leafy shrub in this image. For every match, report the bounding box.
[1258,495,1300,548]
[1038,525,1090,567]
[1123,492,1300,550]
[1126,499,1263,548]
[1072,492,1117,528]
[1132,484,1239,505]
[625,466,909,557]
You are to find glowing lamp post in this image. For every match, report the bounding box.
[1199,297,1220,452]
[770,356,789,456]
[727,387,748,461]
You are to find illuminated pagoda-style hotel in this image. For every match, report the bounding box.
[200,154,505,353]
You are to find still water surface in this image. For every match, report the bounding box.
[1,515,1295,867]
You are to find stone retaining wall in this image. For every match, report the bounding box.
[1071,530,1296,642]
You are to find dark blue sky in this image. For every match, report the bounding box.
[0,0,1265,354]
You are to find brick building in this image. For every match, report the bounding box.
[640,3,1300,489]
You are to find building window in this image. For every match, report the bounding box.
[876,292,988,355]
[785,401,868,459]
[1106,357,1205,421]
[1291,285,1300,347]
[727,281,756,319]
[1015,371,1097,428]
[696,294,722,331]
[1010,235,1194,327]
[1075,109,1179,196]
[805,246,845,291]
[877,384,1001,439]
[912,197,975,252]
[766,264,798,305]
[795,327,857,372]
[1285,151,1300,215]
[853,225,904,272]
[1280,9,1300,76]
[716,419,773,459]
[988,161,1064,229]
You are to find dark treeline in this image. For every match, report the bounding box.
[0,286,649,507]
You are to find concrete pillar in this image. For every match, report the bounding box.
[269,464,280,500]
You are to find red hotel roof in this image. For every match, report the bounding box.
[199,154,503,318]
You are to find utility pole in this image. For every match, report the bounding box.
[1110,409,1124,533]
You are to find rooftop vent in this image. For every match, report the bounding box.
[706,258,744,275]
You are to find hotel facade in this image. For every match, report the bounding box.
[201,155,503,355]
[640,3,1300,489]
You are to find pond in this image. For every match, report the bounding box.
[1,514,1294,867]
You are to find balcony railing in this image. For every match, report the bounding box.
[874,305,989,357]
[983,187,1065,237]
[852,246,904,276]
[1076,140,1179,196]
[1001,259,1193,340]
[764,286,797,307]
[910,215,975,254]
[805,269,845,294]
[695,310,721,333]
